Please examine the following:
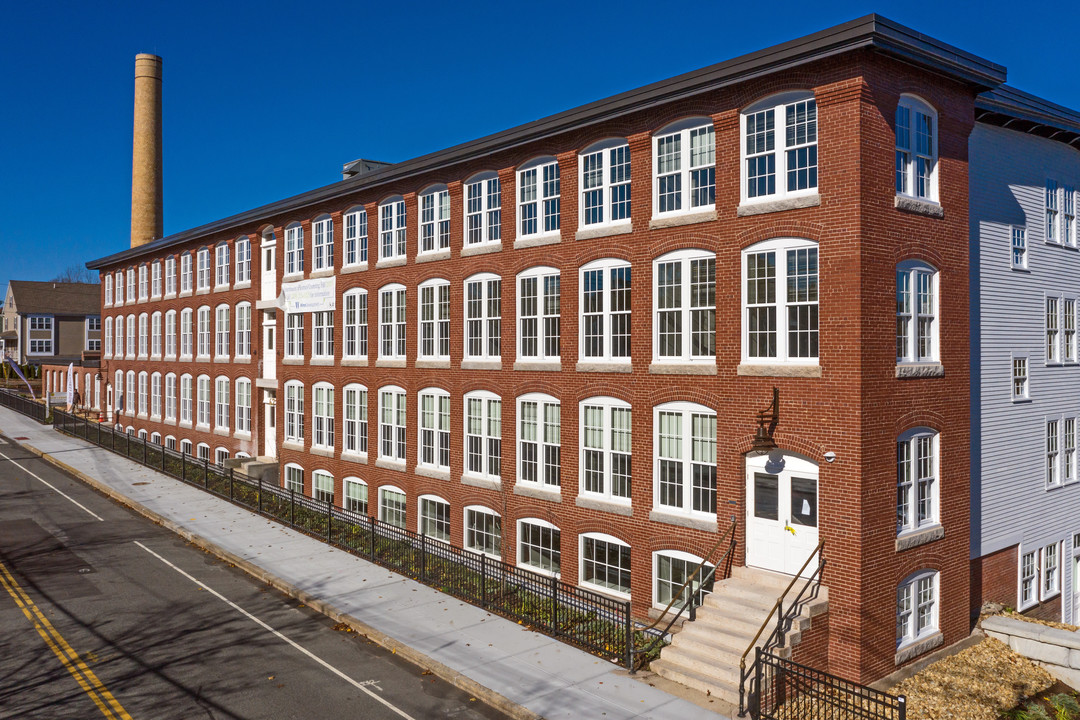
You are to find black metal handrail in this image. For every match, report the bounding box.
[738,541,826,717]
[0,388,50,424]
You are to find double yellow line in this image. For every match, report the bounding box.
[0,558,131,719]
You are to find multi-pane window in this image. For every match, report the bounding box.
[654,402,716,515]
[285,313,304,358]
[215,305,230,358]
[235,379,251,433]
[114,271,124,304]
[165,256,176,296]
[215,243,230,287]
[580,141,631,227]
[151,261,161,297]
[655,119,716,214]
[465,506,501,557]
[126,371,135,415]
[465,173,501,246]
[312,471,334,504]
[1047,181,1060,243]
[29,315,53,331]
[379,487,407,529]
[312,383,335,449]
[235,237,251,283]
[197,306,211,357]
[164,374,176,421]
[343,289,368,359]
[1066,299,1077,362]
[744,96,817,201]
[215,377,229,429]
[517,394,560,489]
[126,314,136,357]
[1047,297,1061,363]
[28,339,52,354]
[517,268,560,362]
[743,239,819,363]
[165,310,176,358]
[235,303,251,357]
[1065,186,1076,246]
[465,275,501,360]
[897,429,939,535]
[1048,419,1061,487]
[581,398,632,502]
[105,275,113,306]
[104,317,113,356]
[379,387,407,463]
[343,384,368,456]
[151,312,161,356]
[1012,355,1028,400]
[654,551,715,609]
[896,262,938,363]
[138,313,148,356]
[654,250,715,362]
[138,372,148,415]
[1020,550,1037,609]
[179,374,192,424]
[284,381,305,443]
[418,389,450,471]
[419,187,450,254]
[150,373,161,417]
[127,268,136,301]
[284,464,304,494]
[419,280,450,360]
[344,207,368,266]
[313,215,334,270]
[285,223,305,275]
[379,285,407,360]
[1042,542,1061,599]
[313,311,334,359]
[419,495,451,542]
[1065,418,1076,484]
[895,97,936,201]
[897,571,937,648]
[1012,226,1027,270]
[196,375,211,427]
[518,158,561,237]
[580,259,631,362]
[379,198,407,261]
[518,519,560,575]
[465,392,501,481]
[180,252,193,293]
[344,478,368,514]
[197,248,211,290]
[581,534,631,596]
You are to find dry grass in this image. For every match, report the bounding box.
[994,610,1080,633]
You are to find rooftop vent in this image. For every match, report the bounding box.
[342,158,393,180]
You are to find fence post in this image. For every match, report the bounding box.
[203,458,208,489]
[142,437,147,465]
[97,420,100,446]
[370,517,377,559]
[777,599,785,648]
[420,531,426,581]
[229,468,234,501]
[899,695,907,720]
[550,574,559,637]
[326,499,332,541]
[480,553,487,608]
[290,488,295,527]
[258,476,263,513]
[161,444,165,471]
[624,600,633,672]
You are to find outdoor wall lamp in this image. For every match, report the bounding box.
[750,386,780,455]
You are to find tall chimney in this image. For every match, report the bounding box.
[130,53,163,248]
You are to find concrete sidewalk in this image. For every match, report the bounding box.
[0,407,729,720]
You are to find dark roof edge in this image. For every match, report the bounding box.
[88,14,1006,270]
[976,85,1080,138]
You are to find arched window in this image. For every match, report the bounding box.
[897,570,938,649]
[896,260,938,363]
[104,274,113,306]
[284,380,305,443]
[196,375,211,427]
[235,302,252,357]
[180,308,193,358]
[104,317,113,357]
[653,401,716,515]
[464,273,501,361]
[418,185,450,255]
[517,393,560,490]
[896,95,938,202]
[180,251,193,293]
[215,304,230,358]
[151,260,162,298]
[312,381,335,450]
[418,494,450,542]
[165,435,176,451]
[215,376,230,430]
[115,271,124,304]
[343,383,368,457]
[164,309,177,358]
[464,391,500,482]
[579,138,631,228]
[196,247,211,290]
[464,172,501,247]
[517,266,560,362]
[235,236,251,283]
[580,396,631,502]
[197,305,211,358]
[138,313,148,357]
[195,442,210,461]
[653,249,715,363]
[125,370,135,416]
[464,505,501,557]
[654,117,715,217]
[378,283,406,360]
[214,241,230,287]
[125,314,136,357]
[741,93,817,203]
[235,378,252,434]
[284,463,304,493]
[179,439,192,455]
[897,428,939,535]
[313,214,334,271]
[285,222,304,276]
[517,518,560,575]
[378,385,406,463]
[215,447,230,466]
[137,371,148,415]
[653,550,714,609]
[379,485,407,528]
[343,477,368,514]
[150,432,161,445]
[150,372,161,418]
[418,387,450,473]
[580,258,631,363]
[343,288,369,359]
[343,206,368,267]
[179,374,193,424]
[741,238,818,364]
[164,373,177,421]
[580,532,631,596]
[517,157,560,239]
[312,469,334,503]
[418,278,450,360]
[151,311,162,357]
[378,196,406,261]
[165,255,177,296]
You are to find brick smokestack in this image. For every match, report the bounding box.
[130,54,163,248]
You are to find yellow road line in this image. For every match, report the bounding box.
[0,559,131,720]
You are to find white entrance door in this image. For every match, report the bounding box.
[260,238,277,303]
[263,390,277,458]
[746,452,820,576]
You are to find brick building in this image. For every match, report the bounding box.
[84,15,1044,688]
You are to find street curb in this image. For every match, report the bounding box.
[21,441,543,720]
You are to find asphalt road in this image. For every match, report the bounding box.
[0,434,509,720]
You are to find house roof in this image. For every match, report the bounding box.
[976,84,1080,148]
[86,14,1006,271]
[7,281,100,316]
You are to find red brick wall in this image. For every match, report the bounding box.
[790,610,830,673]
[971,544,1017,616]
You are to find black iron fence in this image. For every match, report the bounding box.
[52,409,658,669]
[0,388,50,424]
[752,648,906,720]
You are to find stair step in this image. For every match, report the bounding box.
[732,565,801,590]
[651,658,742,705]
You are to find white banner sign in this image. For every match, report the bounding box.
[281,277,337,313]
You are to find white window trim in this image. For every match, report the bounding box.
[418,185,451,256]
[1018,546,1039,611]
[235,237,252,285]
[464,172,502,248]
[579,396,632,504]
[417,387,450,473]
[235,302,252,359]
[343,477,368,515]
[284,463,304,494]
[516,266,561,363]
[896,428,940,536]
[312,310,335,360]
[516,393,561,493]
[1048,416,1063,489]
[378,197,407,263]
[516,157,561,241]
[378,386,407,466]
[652,549,714,611]
[379,284,407,361]
[463,273,501,362]
[343,207,369,269]
[1011,226,1028,271]
[463,390,501,484]
[653,117,717,218]
[895,95,938,204]
[1041,541,1062,601]
[284,380,305,445]
[896,260,939,364]
[342,383,368,459]
[652,249,716,364]
[578,138,632,230]
[463,505,502,559]
[579,531,632,599]
[741,237,819,366]
[417,494,451,543]
[417,278,450,361]
[312,215,334,271]
[896,570,939,650]
[214,304,230,360]
[214,376,230,431]
[214,243,231,289]
[285,223,305,278]
[343,288,369,361]
[312,469,334,504]
[579,258,632,364]
[165,256,177,298]
[516,517,560,577]
[196,374,211,430]
[378,485,407,528]
[196,248,211,291]
[312,382,335,451]
[652,400,717,517]
[1011,352,1030,402]
[235,378,252,435]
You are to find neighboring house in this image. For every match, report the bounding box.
[1,281,101,366]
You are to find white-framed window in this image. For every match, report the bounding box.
[1012,354,1029,401]
[113,370,123,413]
[1066,186,1077,247]
[179,438,192,455]
[343,288,369,360]
[165,309,177,358]
[343,207,368,267]
[580,139,631,228]
[313,311,334,359]
[215,376,229,429]
[313,215,334,271]
[165,435,176,451]
[343,383,368,457]
[312,470,334,504]
[580,397,632,503]
[1067,299,1078,363]
[580,533,631,597]
[28,339,51,354]
[419,185,450,254]
[580,259,631,362]
[1019,548,1038,610]
[127,267,136,301]
[517,157,560,238]
[379,197,407,261]
[139,313,149,356]
[897,570,938,648]
[137,371,148,415]
[196,306,211,358]
[113,315,122,357]
[1042,542,1061,599]
[150,372,161,418]
[379,386,407,464]
[418,495,450,542]
[86,316,101,352]
[235,378,251,433]
[284,463,304,493]
[179,374,193,424]
[418,279,450,360]
[654,401,716,516]
[164,373,176,421]
[897,428,939,535]
[235,303,252,357]
[1048,419,1061,488]
[104,317,113,356]
[150,432,160,445]
[196,443,210,461]
[379,284,406,360]
[197,248,211,290]
[654,249,715,363]
[464,391,501,481]
[196,375,211,428]
[235,237,251,283]
[464,274,501,360]
[284,381,305,443]
[151,311,162,357]
[312,382,335,450]
[215,305,230,358]
[465,172,501,246]
[464,506,501,558]
[214,447,229,466]
[113,271,124,304]
[180,308,193,359]
[125,314,135,357]
[1066,418,1076,484]
[517,393,560,489]
[180,252,193,293]
[517,518,560,575]
[742,238,819,364]
[418,388,450,472]
[517,267,560,362]
[1011,227,1028,270]
[215,243,230,287]
[1047,180,1060,244]
[654,550,715,609]
[104,274,113,306]
[1048,296,1061,363]
[379,486,407,528]
[285,312,304,359]
[285,223,305,276]
[654,117,716,215]
[896,261,938,363]
[151,261,161,298]
[895,96,937,202]
[165,255,177,296]
[343,477,368,514]
[29,315,53,331]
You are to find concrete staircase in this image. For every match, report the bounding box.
[650,566,828,705]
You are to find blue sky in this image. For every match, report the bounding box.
[1,0,1079,292]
